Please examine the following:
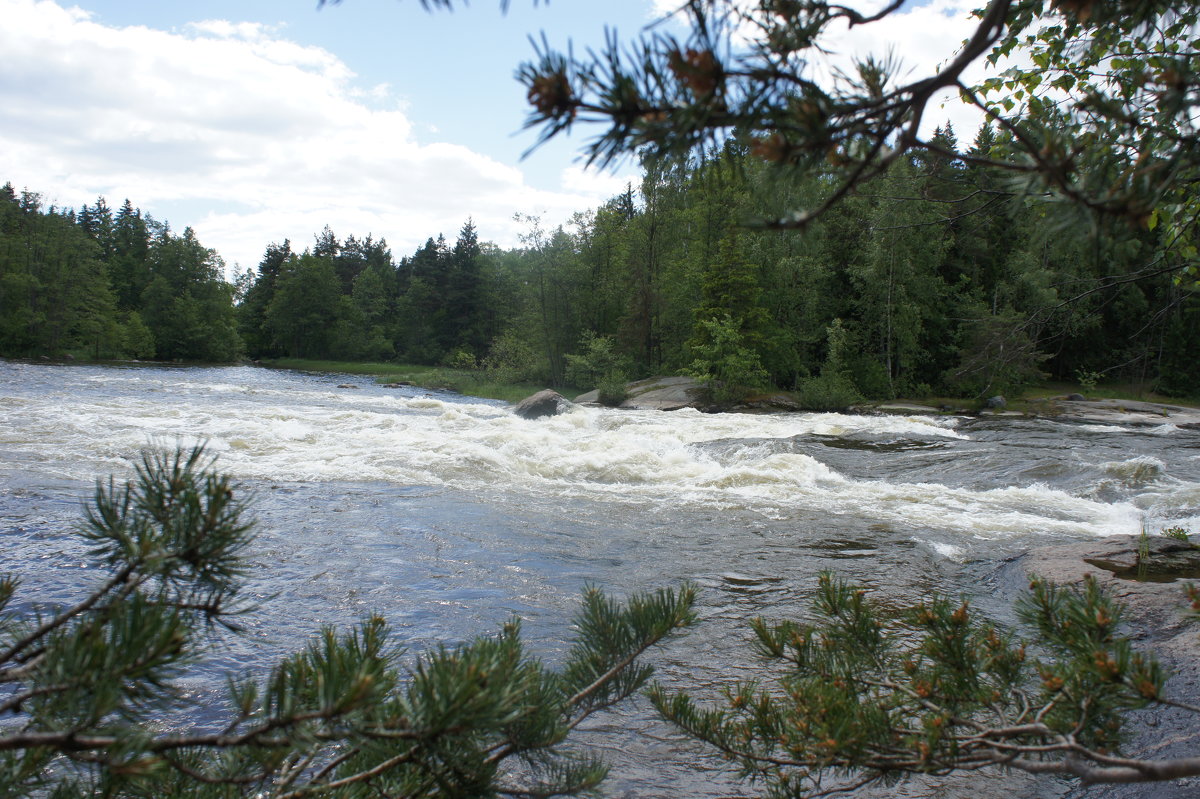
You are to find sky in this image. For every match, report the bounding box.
[0,0,992,274]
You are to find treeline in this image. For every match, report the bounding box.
[236,123,1199,400]
[0,184,238,362]
[3,124,1198,399]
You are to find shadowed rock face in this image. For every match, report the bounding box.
[513,389,571,420]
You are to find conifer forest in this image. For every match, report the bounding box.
[3,123,1198,401]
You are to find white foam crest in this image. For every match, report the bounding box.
[1099,456,1166,486]
[851,482,1144,538]
[924,541,967,562]
[0,372,1151,540]
[1149,424,1180,436]
[1079,424,1133,434]
[542,406,968,444]
[1134,484,1200,513]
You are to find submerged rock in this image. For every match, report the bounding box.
[513,389,572,420]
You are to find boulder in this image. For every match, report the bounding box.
[514,389,572,420]
[984,395,1006,409]
[1064,393,1086,401]
[336,384,359,389]
[622,376,704,409]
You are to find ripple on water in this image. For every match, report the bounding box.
[4,361,1200,796]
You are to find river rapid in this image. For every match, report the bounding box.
[3,360,1200,797]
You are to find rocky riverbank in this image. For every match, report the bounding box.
[872,396,1200,427]
[1007,537,1200,799]
[568,375,1200,426]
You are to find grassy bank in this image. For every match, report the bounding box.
[260,359,556,403]
[1020,381,1200,407]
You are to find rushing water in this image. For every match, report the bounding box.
[3,360,1200,797]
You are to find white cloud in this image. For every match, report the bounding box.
[645,0,996,142]
[560,164,638,201]
[0,0,620,271]
[817,0,995,141]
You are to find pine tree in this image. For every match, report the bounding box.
[266,253,343,358]
[0,447,697,796]
[447,218,485,358]
[109,200,151,312]
[238,240,293,359]
[653,571,1200,796]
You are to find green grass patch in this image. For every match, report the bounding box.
[259,359,552,403]
[1019,380,1200,408]
[263,358,434,378]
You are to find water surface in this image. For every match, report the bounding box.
[3,361,1198,796]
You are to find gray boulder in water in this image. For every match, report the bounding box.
[513,389,572,420]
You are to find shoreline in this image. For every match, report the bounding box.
[865,396,1200,427]
[573,374,1200,427]
[12,358,1198,426]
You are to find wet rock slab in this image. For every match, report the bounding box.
[576,375,707,411]
[1019,536,1200,799]
[1030,397,1200,427]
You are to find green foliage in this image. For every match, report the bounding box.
[1075,368,1101,395]
[595,376,629,408]
[0,186,243,362]
[1162,526,1191,543]
[139,227,241,361]
[266,253,342,359]
[942,311,1047,399]
[0,448,697,797]
[442,349,478,371]
[565,331,630,406]
[795,320,863,411]
[685,314,770,406]
[120,312,156,360]
[483,328,546,385]
[1156,310,1200,398]
[1138,523,1153,579]
[653,572,1175,796]
[794,374,862,412]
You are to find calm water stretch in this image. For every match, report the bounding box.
[3,360,1200,797]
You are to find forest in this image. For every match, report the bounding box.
[2,123,1197,404]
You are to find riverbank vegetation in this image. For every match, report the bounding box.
[5,124,1196,406]
[263,358,550,403]
[0,188,239,364]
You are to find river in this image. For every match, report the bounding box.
[2,360,1199,797]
